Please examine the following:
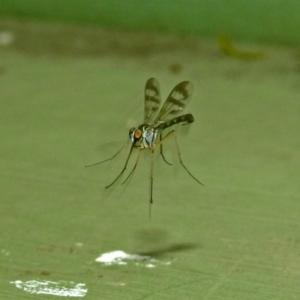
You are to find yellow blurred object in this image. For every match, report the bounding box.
[218,33,266,60]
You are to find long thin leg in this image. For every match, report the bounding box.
[121,148,143,185]
[85,144,127,168]
[150,149,154,204]
[149,148,155,220]
[155,130,176,148]
[156,130,203,186]
[173,132,204,186]
[159,132,172,166]
[148,131,175,215]
[105,144,135,189]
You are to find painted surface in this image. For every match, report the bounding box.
[1,19,300,300]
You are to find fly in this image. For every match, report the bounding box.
[86,78,203,214]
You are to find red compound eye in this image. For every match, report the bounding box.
[135,130,142,139]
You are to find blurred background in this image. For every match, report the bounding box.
[2,0,300,45]
[1,1,300,300]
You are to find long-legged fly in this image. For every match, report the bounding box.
[86,78,203,212]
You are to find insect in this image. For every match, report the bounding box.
[86,78,203,212]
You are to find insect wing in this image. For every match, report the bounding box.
[154,81,193,123]
[144,78,161,123]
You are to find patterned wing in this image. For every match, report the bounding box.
[144,78,161,123]
[154,81,193,123]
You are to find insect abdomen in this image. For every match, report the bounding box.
[158,113,194,130]
[183,113,194,124]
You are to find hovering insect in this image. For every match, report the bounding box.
[86,78,203,211]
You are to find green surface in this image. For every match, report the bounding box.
[1,19,300,299]
[1,1,300,45]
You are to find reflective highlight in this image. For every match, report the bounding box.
[10,280,87,297]
[95,250,171,268]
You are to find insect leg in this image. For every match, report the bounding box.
[148,148,155,220]
[150,148,154,204]
[105,144,135,189]
[85,144,127,168]
[173,132,204,186]
[155,130,176,147]
[121,148,143,185]
[159,132,172,166]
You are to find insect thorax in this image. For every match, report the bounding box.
[129,123,159,148]
[142,125,159,148]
